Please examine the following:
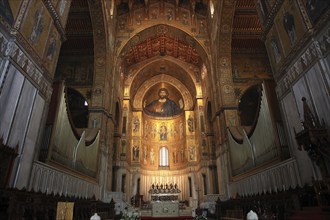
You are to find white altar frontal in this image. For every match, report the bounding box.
[147,183,189,218]
[152,200,179,217]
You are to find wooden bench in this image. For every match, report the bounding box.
[221,210,243,220]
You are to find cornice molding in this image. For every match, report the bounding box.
[89,107,114,120]
[261,0,284,41]
[276,26,330,99]
[42,0,67,42]
[215,105,239,116]
[0,30,53,101]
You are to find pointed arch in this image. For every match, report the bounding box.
[133,74,193,111]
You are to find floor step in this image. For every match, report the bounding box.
[289,206,330,220]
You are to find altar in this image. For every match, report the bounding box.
[152,201,179,217]
[148,183,182,217]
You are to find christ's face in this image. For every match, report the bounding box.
[159,90,168,99]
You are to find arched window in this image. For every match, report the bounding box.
[66,87,89,128]
[238,85,262,126]
[159,147,169,166]
[209,0,215,18]
[114,101,120,133]
[202,174,207,195]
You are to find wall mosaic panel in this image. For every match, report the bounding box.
[20,0,52,58]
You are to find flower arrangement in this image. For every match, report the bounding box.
[120,207,140,220]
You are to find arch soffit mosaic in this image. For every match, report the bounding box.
[133,74,193,111]
[213,0,237,106]
[126,57,198,97]
[125,56,201,83]
[86,0,109,108]
[91,0,237,110]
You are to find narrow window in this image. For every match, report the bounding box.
[188,177,192,197]
[200,115,205,132]
[202,174,207,195]
[121,174,126,193]
[111,166,117,191]
[137,178,140,195]
[213,166,219,194]
[159,147,169,166]
[122,116,127,134]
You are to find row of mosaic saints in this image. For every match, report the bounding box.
[131,88,196,165]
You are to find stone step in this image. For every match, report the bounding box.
[289,206,330,220]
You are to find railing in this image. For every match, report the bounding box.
[29,161,100,200]
[230,158,301,197]
[38,124,53,162]
[0,188,115,220]
[216,191,294,220]
[215,182,327,220]
[204,194,227,202]
[104,191,123,203]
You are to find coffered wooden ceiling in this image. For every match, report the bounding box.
[60,0,93,55]
[232,0,264,52]
[117,0,208,15]
[123,34,203,67]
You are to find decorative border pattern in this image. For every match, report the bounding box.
[276,26,330,98]
[29,161,100,199]
[261,0,284,41]
[42,0,67,42]
[88,0,107,108]
[230,158,301,196]
[0,30,53,101]
[216,0,237,106]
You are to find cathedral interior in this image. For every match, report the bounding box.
[0,0,330,219]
